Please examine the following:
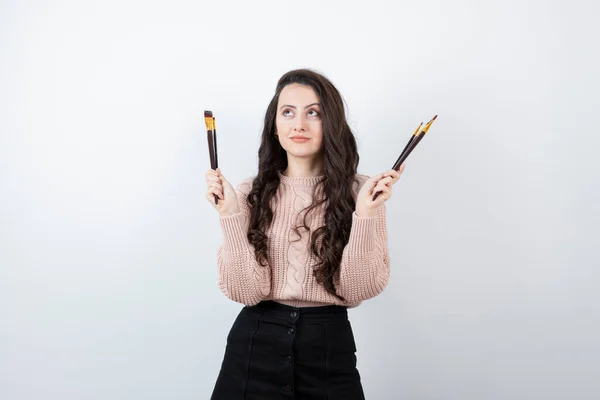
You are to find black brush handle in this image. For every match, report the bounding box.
[213,129,218,169]
[212,130,219,205]
[207,130,216,168]
[395,130,425,168]
[212,128,219,204]
[394,135,416,169]
[207,130,219,204]
[372,132,426,201]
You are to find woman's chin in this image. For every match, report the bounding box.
[287,150,320,159]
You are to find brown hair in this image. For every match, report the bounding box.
[246,68,359,299]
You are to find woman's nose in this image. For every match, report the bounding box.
[294,115,306,131]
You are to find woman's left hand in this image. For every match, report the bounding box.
[355,163,405,217]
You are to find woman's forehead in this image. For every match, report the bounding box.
[278,84,320,106]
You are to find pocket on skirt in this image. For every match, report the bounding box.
[226,306,261,347]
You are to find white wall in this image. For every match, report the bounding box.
[1,0,599,399]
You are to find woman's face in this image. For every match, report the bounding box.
[275,83,324,160]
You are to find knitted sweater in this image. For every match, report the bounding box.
[216,171,391,308]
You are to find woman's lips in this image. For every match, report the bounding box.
[290,137,309,143]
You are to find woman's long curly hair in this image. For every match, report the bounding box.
[245,68,359,300]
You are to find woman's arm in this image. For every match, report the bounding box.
[336,203,390,303]
[216,180,271,305]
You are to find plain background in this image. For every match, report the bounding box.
[1,0,599,399]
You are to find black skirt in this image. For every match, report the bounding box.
[210,300,365,399]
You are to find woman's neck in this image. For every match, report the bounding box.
[282,156,324,178]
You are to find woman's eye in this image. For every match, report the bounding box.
[308,110,320,117]
[282,109,293,117]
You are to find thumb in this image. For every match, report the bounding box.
[217,168,234,189]
[366,174,383,191]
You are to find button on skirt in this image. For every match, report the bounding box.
[210,300,365,399]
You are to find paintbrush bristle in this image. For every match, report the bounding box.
[204,110,214,131]
[425,115,437,124]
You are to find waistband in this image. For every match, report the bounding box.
[254,300,348,315]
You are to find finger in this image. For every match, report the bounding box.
[206,176,221,185]
[373,181,390,194]
[388,171,401,184]
[376,175,394,189]
[208,187,224,200]
[382,169,401,185]
[208,185,223,196]
[217,173,228,184]
[374,176,393,189]
[365,174,384,192]
[382,176,393,184]
[373,186,392,202]
[380,185,392,198]
[207,192,221,204]
[209,181,223,190]
[385,170,401,180]
[209,182,223,192]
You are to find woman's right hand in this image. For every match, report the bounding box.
[205,168,241,216]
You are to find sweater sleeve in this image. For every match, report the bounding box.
[216,179,271,305]
[336,201,391,303]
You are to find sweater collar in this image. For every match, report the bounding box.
[277,170,325,188]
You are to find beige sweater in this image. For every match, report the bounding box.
[217,171,391,308]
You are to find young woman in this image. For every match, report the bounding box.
[205,68,404,400]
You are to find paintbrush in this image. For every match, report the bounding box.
[204,110,219,205]
[393,121,423,171]
[372,115,438,201]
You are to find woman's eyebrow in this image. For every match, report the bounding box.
[279,102,321,110]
